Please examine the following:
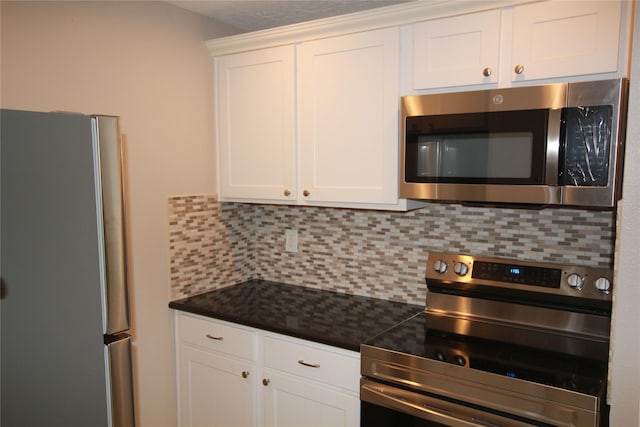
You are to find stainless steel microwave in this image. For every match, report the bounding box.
[400,79,629,208]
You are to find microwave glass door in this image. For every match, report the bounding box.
[405,110,548,184]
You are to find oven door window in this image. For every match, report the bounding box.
[404,110,548,184]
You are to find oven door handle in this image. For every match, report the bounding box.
[361,380,535,427]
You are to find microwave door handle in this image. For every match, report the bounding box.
[546,108,562,186]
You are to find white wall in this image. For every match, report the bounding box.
[0,2,238,425]
[609,2,640,426]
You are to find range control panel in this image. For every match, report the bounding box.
[472,261,562,288]
[426,252,613,302]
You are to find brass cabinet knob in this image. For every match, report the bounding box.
[283,189,291,197]
[482,67,492,77]
[262,378,270,386]
[303,190,310,197]
[514,64,525,75]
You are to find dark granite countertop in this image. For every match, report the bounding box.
[169,280,423,352]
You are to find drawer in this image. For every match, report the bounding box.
[262,335,360,392]
[177,313,256,361]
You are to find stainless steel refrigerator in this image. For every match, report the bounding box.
[1,109,135,427]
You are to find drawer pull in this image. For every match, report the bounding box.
[298,360,320,368]
[205,334,223,341]
[241,371,249,379]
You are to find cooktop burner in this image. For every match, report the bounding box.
[364,312,608,397]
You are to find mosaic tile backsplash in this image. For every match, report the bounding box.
[169,195,616,305]
[169,196,255,296]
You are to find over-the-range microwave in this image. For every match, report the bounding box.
[400,79,629,208]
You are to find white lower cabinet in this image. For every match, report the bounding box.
[178,346,257,427]
[176,313,258,427]
[175,312,360,427]
[261,335,360,427]
[262,370,359,427]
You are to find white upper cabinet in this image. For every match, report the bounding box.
[215,27,419,210]
[210,0,631,205]
[298,27,400,205]
[511,1,622,82]
[407,0,628,92]
[216,45,296,202]
[411,10,501,90]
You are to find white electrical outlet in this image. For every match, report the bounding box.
[285,229,298,253]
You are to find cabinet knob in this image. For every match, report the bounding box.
[514,64,525,75]
[262,378,270,386]
[241,371,249,379]
[482,67,492,77]
[283,189,291,197]
[303,190,310,197]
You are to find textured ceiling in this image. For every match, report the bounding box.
[167,0,412,32]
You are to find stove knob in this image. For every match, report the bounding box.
[567,273,584,290]
[433,260,448,274]
[453,262,469,277]
[453,355,467,366]
[434,351,445,361]
[595,277,612,294]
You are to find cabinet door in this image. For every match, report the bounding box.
[262,370,360,427]
[216,46,296,201]
[262,335,360,392]
[298,27,400,205]
[511,1,622,82]
[178,345,257,427]
[412,9,500,90]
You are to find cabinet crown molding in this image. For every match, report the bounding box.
[206,0,534,56]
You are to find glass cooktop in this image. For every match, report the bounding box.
[363,312,608,397]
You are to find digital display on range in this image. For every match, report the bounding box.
[472,261,561,288]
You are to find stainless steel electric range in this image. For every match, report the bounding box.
[361,252,613,427]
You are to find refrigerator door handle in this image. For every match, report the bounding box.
[106,334,135,427]
[92,116,131,335]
